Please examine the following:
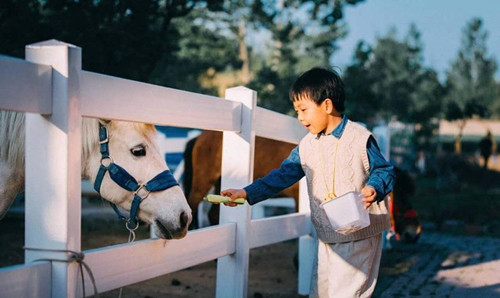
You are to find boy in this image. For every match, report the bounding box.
[222,67,395,297]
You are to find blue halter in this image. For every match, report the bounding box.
[93,123,179,227]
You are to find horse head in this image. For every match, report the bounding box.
[1,112,192,239]
[82,119,192,239]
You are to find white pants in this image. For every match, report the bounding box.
[310,234,383,298]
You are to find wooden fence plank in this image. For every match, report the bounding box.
[0,55,51,114]
[0,263,51,298]
[81,71,241,132]
[249,213,309,249]
[82,224,235,294]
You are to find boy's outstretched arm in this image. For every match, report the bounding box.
[221,146,305,206]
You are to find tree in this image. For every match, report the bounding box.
[150,7,242,95]
[0,0,45,58]
[367,26,425,122]
[41,0,201,82]
[343,41,378,122]
[188,0,365,114]
[444,18,498,153]
[345,25,443,121]
[0,0,206,83]
[252,0,367,114]
[343,25,444,153]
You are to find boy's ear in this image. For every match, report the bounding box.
[323,98,334,114]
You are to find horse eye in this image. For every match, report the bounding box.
[131,145,146,157]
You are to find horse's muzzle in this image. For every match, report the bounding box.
[153,211,191,239]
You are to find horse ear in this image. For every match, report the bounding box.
[98,119,111,126]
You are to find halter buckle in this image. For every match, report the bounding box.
[99,136,109,144]
[134,185,151,200]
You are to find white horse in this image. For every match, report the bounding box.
[0,111,192,239]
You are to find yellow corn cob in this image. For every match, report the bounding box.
[204,194,246,205]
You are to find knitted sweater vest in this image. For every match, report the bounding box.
[299,120,391,243]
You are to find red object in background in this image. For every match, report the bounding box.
[388,167,422,244]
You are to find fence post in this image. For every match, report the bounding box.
[216,86,256,298]
[24,40,82,298]
[298,178,314,295]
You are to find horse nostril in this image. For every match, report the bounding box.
[180,211,189,228]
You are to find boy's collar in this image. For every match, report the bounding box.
[316,114,348,139]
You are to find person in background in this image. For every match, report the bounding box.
[479,130,494,169]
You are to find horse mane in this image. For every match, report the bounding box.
[0,111,25,169]
[82,117,99,164]
[0,112,99,170]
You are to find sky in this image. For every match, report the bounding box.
[332,0,500,79]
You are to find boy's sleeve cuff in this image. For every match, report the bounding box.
[367,183,385,203]
[243,185,259,205]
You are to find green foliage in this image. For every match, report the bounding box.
[245,0,365,114]
[369,27,427,122]
[344,25,445,123]
[150,8,242,94]
[40,0,171,81]
[445,18,498,120]
[0,0,45,58]
[343,41,378,122]
[343,25,445,151]
[0,0,208,84]
[248,67,297,115]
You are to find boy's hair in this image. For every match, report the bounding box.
[289,67,345,112]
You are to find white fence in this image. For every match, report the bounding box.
[0,40,314,298]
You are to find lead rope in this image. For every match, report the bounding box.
[318,135,340,202]
[23,247,99,298]
[117,222,139,298]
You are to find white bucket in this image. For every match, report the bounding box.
[320,191,370,235]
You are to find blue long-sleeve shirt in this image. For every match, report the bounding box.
[244,115,395,205]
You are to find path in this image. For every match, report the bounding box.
[377,232,500,297]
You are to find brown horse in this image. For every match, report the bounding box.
[183,130,298,227]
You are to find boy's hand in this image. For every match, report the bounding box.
[220,189,247,207]
[361,186,377,209]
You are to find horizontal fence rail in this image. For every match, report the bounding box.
[0,55,52,114]
[81,71,241,132]
[82,223,236,294]
[0,263,51,298]
[250,213,310,249]
[255,107,306,144]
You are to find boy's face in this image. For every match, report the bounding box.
[293,97,330,135]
